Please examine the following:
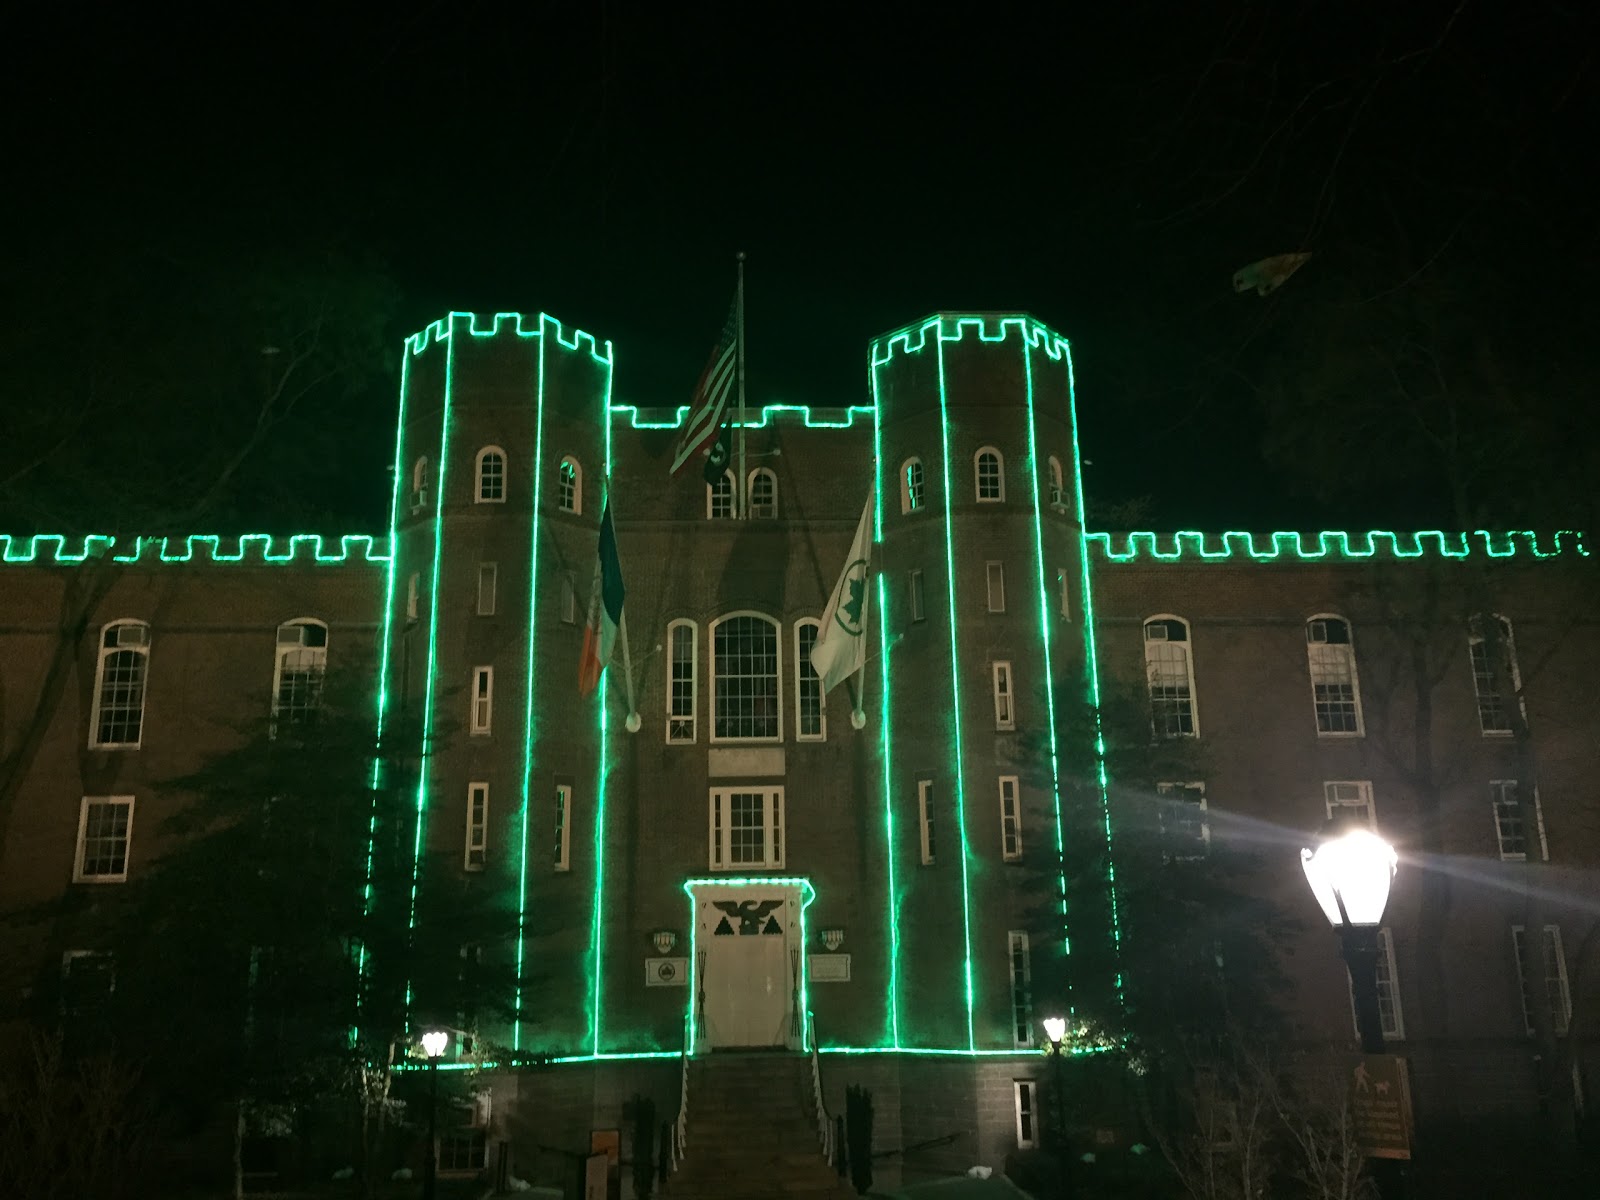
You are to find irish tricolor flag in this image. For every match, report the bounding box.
[579,502,626,697]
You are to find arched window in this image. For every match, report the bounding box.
[557,456,582,514]
[411,456,429,513]
[710,613,781,741]
[1469,614,1522,734]
[748,468,778,519]
[1046,456,1065,508]
[1306,615,1363,736]
[475,446,507,504]
[794,619,824,740]
[667,619,697,743]
[90,620,151,749]
[707,470,737,519]
[975,447,1004,502]
[273,618,329,729]
[1143,616,1197,737]
[900,458,925,514]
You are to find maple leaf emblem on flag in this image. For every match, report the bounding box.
[834,560,869,637]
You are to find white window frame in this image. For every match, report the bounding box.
[1046,455,1065,509]
[667,619,698,744]
[470,666,494,735]
[999,775,1022,862]
[89,619,151,750]
[1349,928,1405,1040]
[407,572,420,621]
[709,786,785,871]
[1008,930,1033,1048]
[1157,781,1209,860]
[974,446,1005,503]
[73,796,135,884]
[1306,614,1365,737]
[465,782,488,871]
[1324,781,1376,828]
[1469,614,1523,736]
[794,619,825,742]
[992,660,1015,731]
[477,563,497,616]
[900,458,925,514]
[554,783,571,871]
[411,456,429,512]
[557,455,582,514]
[910,568,926,623]
[707,469,738,519]
[560,571,578,624]
[985,561,1006,613]
[271,618,328,728]
[1056,567,1070,620]
[709,612,783,744]
[917,778,935,865]
[747,467,778,519]
[1014,1080,1040,1149]
[1491,780,1548,862]
[474,445,507,505]
[1513,924,1571,1036]
[1144,615,1199,738]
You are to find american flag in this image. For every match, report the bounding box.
[671,298,738,476]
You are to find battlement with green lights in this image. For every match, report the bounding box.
[1087,530,1590,563]
[610,402,875,430]
[403,311,614,364]
[0,534,390,566]
[869,312,1072,365]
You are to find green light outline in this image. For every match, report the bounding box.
[609,402,875,430]
[588,338,618,1057]
[0,533,390,564]
[869,357,901,1049]
[1085,529,1590,562]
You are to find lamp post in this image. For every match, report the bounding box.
[1042,1016,1069,1200]
[420,1030,449,1200]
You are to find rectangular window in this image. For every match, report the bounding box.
[74,796,134,883]
[90,623,150,749]
[910,568,926,624]
[1008,930,1033,1048]
[438,1097,490,1175]
[561,571,578,625]
[999,775,1022,862]
[986,562,1006,613]
[476,563,497,616]
[709,787,785,870]
[668,621,697,743]
[60,950,115,1023]
[795,622,825,741]
[1350,928,1405,1039]
[1491,780,1548,861]
[1513,924,1571,1036]
[465,782,488,871]
[1014,1080,1040,1149]
[1324,781,1375,828]
[1056,568,1070,620]
[407,572,420,621]
[554,783,571,872]
[1157,782,1208,860]
[470,667,493,735]
[992,661,1015,731]
[1470,618,1520,734]
[917,778,936,865]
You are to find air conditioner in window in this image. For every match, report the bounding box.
[115,624,149,648]
[1049,486,1064,506]
[410,488,428,513]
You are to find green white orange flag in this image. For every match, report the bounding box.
[809,496,873,695]
[578,502,626,697]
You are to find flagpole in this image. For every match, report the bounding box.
[736,251,747,520]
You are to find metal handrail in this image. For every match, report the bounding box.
[807,1010,835,1167]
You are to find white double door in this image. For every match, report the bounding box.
[693,883,802,1051]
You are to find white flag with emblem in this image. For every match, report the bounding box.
[810,495,874,695]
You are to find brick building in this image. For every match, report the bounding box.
[1,310,1594,1192]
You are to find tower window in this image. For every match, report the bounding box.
[475,447,506,504]
[1046,456,1065,508]
[465,782,488,871]
[558,456,582,514]
[900,458,925,514]
[470,666,493,735]
[975,447,1004,502]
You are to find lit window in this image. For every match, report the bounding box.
[1512,924,1571,1036]
[1469,615,1522,735]
[1350,928,1405,1040]
[1324,781,1375,828]
[411,456,429,512]
[74,796,134,883]
[1307,616,1363,735]
[1144,616,1197,737]
[477,563,497,617]
[999,775,1022,861]
[711,614,781,741]
[667,620,697,743]
[554,783,571,871]
[917,778,935,865]
[910,568,926,623]
[465,782,488,871]
[474,446,506,504]
[975,447,1004,502]
[1157,782,1208,860]
[1014,1080,1040,1149]
[707,470,737,519]
[1491,780,1547,862]
[89,620,150,749]
[272,619,328,729]
[794,620,825,741]
[992,661,1015,731]
[901,458,925,514]
[558,456,582,514]
[986,562,1006,613]
[1008,930,1033,1047]
[470,666,493,735]
[709,787,784,870]
[748,468,778,519]
[1046,455,1065,508]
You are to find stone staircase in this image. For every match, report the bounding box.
[665,1052,850,1199]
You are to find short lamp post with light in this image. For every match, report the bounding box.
[1042,1016,1070,1200]
[420,1030,450,1200]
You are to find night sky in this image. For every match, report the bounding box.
[5,2,1595,531]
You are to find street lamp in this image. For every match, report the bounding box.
[1041,1016,1069,1200]
[1299,826,1397,1056]
[420,1030,449,1200]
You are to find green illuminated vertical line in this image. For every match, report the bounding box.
[588,342,617,1056]
[869,356,901,1048]
[934,327,978,1052]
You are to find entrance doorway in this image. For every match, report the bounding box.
[689,881,805,1051]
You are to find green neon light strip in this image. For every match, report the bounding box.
[407,1042,1109,1072]
[1087,529,1590,561]
[589,340,618,1057]
[408,311,612,366]
[869,358,901,1049]
[609,402,875,430]
[0,534,389,564]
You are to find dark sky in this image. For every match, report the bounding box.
[6,1,1595,531]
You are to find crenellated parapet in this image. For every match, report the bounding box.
[0,533,390,566]
[1086,529,1591,563]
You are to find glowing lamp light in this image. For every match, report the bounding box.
[420,1030,450,1059]
[1300,828,1397,929]
[1042,1016,1067,1047]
